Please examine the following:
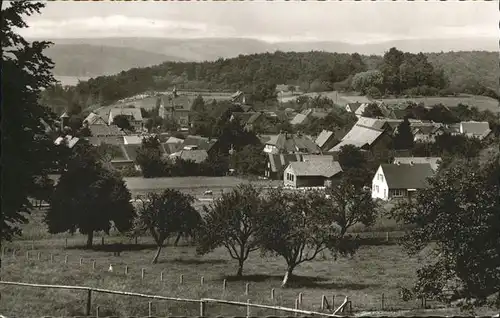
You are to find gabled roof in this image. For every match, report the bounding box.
[247,112,263,124]
[354,103,370,116]
[161,94,194,112]
[266,133,321,154]
[170,149,208,163]
[182,135,218,152]
[54,135,79,148]
[315,130,335,148]
[84,112,107,125]
[166,136,184,144]
[380,163,435,189]
[268,153,303,173]
[347,102,362,113]
[330,125,385,152]
[288,161,342,178]
[109,107,143,121]
[290,114,309,125]
[123,135,144,145]
[460,121,491,139]
[89,124,125,137]
[393,157,442,171]
[122,144,142,162]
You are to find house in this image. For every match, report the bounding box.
[371,163,435,201]
[411,124,445,143]
[230,112,268,131]
[108,107,143,130]
[123,135,145,145]
[159,89,194,128]
[459,121,492,140]
[290,113,310,126]
[54,135,80,149]
[265,153,303,179]
[181,135,218,155]
[230,90,247,105]
[315,130,337,152]
[83,112,107,126]
[264,132,321,155]
[283,160,343,188]
[345,102,362,114]
[169,149,209,163]
[393,157,442,172]
[329,124,392,153]
[87,124,126,145]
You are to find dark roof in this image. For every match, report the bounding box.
[122,144,142,162]
[89,124,125,137]
[182,135,218,152]
[162,142,183,154]
[268,153,303,173]
[161,94,193,111]
[267,133,321,154]
[381,163,435,189]
[347,102,362,113]
[247,112,263,124]
[241,105,254,112]
[231,112,256,124]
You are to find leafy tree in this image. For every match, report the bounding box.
[112,114,133,131]
[325,178,379,235]
[32,175,55,208]
[362,103,384,118]
[132,190,200,263]
[351,70,383,94]
[366,86,382,99]
[257,188,359,287]
[197,185,262,276]
[46,145,135,248]
[337,145,372,189]
[394,117,415,150]
[230,144,267,176]
[136,136,166,177]
[287,85,296,94]
[2,1,61,240]
[191,94,206,113]
[389,157,500,306]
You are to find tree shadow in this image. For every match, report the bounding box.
[222,274,380,290]
[67,243,158,252]
[161,258,228,265]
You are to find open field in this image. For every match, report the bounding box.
[380,95,499,113]
[0,235,439,317]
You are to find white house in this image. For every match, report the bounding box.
[283,160,342,188]
[108,107,143,130]
[371,162,435,201]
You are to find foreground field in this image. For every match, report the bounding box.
[0,237,432,317]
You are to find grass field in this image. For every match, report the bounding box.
[380,95,499,113]
[2,203,497,317]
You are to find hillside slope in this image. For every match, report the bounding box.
[44,44,184,77]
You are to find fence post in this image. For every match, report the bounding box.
[200,276,204,286]
[85,289,92,316]
[37,252,41,261]
[382,293,385,310]
[246,299,251,318]
[65,238,68,248]
[148,301,152,316]
[64,255,68,264]
[349,300,352,313]
[245,282,249,295]
[125,265,128,275]
[180,274,184,284]
[96,305,100,318]
[294,298,299,316]
[332,294,335,310]
[298,292,303,308]
[141,268,145,280]
[80,257,83,265]
[31,240,35,250]
[321,294,325,310]
[386,232,389,242]
[222,279,227,292]
[135,237,138,245]
[199,300,205,316]
[101,237,105,245]
[92,260,96,270]
[12,249,16,258]
[160,271,164,281]
[26,251,29,260]
[50,254,54,263]
[271,288,275,300]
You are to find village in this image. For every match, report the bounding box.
[53,85,494,201]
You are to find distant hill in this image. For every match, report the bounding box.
[44,44,185,77]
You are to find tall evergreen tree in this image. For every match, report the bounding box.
[394,117,415,150]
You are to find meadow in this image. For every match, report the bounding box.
[380,94,499,113]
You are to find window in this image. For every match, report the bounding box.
[376,185,379,193]
[392,189,404,197]
[379,174,384,182]
[384,189,387,198]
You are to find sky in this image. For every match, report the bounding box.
[15,0,498,44]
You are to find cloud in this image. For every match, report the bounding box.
[19,15,231,39]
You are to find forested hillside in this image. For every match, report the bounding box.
[42,49,498,113]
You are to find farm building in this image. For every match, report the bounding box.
[290,113,310,126]
[169,149,209,164]
[182,135,219,155]
[264,132,321,155]
[159,89,194,128]
[283,160,342,188]
[329,123,392,153]
[458,121,492,140]
[315,130,338,152]
[265,153,303,180]
[393,157,442,172]
[108,107,143,131]
[371,162,435,201]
